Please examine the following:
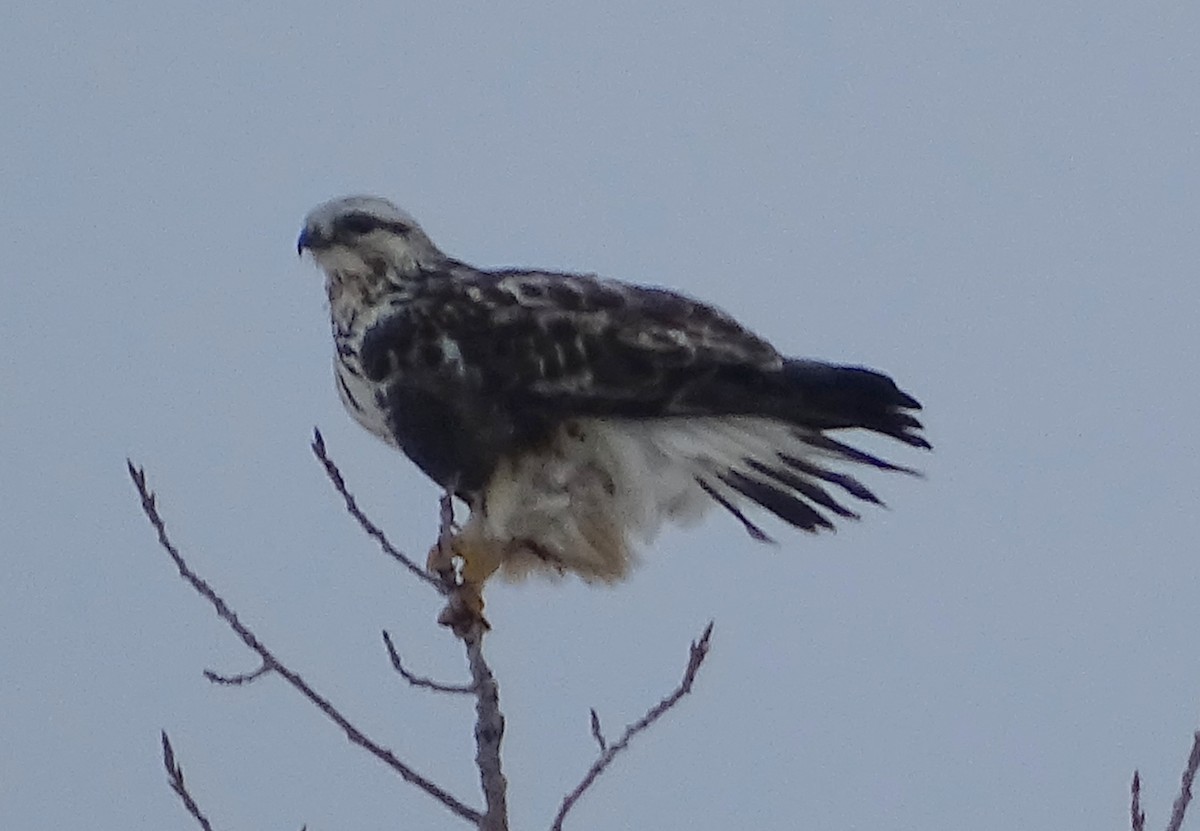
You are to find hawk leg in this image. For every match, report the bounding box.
[427,526,502,635]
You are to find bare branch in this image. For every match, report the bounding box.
[428,486,509,828]
[128,461,481,826]
[383,630,475,694]
[463,623,508,831]
[589,709,606,753]
[1132,771,1145,831]
[204,662,271,686]
[440,491,459,536]
[310,429,443,592]
[551,621,715,831]
[161,731,215,831]
[1166,732,1200,831]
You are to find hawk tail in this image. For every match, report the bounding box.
[590,402,926,548]
[779,359,929,450]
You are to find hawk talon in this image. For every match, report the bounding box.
[437,584,491,635]
[426,539,458,584]
[427,532,500,633]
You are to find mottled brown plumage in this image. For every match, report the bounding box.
[299,195,928,592]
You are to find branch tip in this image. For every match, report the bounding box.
[551,620,716,830]
[204,662,272,686]
[1132,769,1145,831]
[589,708,606,753]
[161,730,177,774]
[160,730,214,831]
[382,630,475,694]
[309,431,443,592]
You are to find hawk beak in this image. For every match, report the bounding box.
[297,227,328,257]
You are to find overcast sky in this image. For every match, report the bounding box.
[3,2,1200,829]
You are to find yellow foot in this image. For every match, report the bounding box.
[426,535,457,586]
[437,582,490,636]
[426,530,503,635]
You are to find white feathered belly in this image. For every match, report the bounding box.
[462,415,881,583]
[334,355,397,447]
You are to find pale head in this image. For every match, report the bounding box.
[297,195,448,279]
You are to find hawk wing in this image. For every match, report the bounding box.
[360,268,783,415]
[359,267,926,538]
[360,267,924,443]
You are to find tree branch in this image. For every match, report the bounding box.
[589,709,606,753]
[383,630,475,694]
[1132,771,1146,831]
[127,461,481,826]
[309,428,443,592]
[204,661,271,686]
[464,624,508,831]
[308,441,511,828]
[551,621,714,830]
[1166,732,1200,831]
[161,731,216,831]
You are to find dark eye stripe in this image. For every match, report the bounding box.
[335,213,411,237]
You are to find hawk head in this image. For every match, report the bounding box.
[297,195,448,281]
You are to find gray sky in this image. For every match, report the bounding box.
[3,2,1199,829]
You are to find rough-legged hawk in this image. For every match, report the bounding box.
[299,196,928,609]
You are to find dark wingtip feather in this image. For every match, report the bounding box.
[746,459,861,520]
[697,478,776,543]
[895,388,922,411]
[796,432,922,476]
[720,471,835,533]
[893,426,932,451]
[780,454,886,506]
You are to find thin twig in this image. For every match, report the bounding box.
[551,622,715,831]
[1166,732,1200,831]
[128,461,481,827]
[589,709,606,753]
[204,662,271,686]
[310,429,443,592]
[1132,771,1145,831]
[161,731,215,831]
[440,492,459,536]
[383,630,475,694]
[464,623,508,831]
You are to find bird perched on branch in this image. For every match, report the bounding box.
[299,195,928,624]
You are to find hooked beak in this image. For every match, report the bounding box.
[296,227,319,257]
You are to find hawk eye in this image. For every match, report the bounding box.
[337,213,381,236]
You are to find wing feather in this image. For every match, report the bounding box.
[358,268,782,417]
[357,267,927,510]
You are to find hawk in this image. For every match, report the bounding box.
[298,195,928,616]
